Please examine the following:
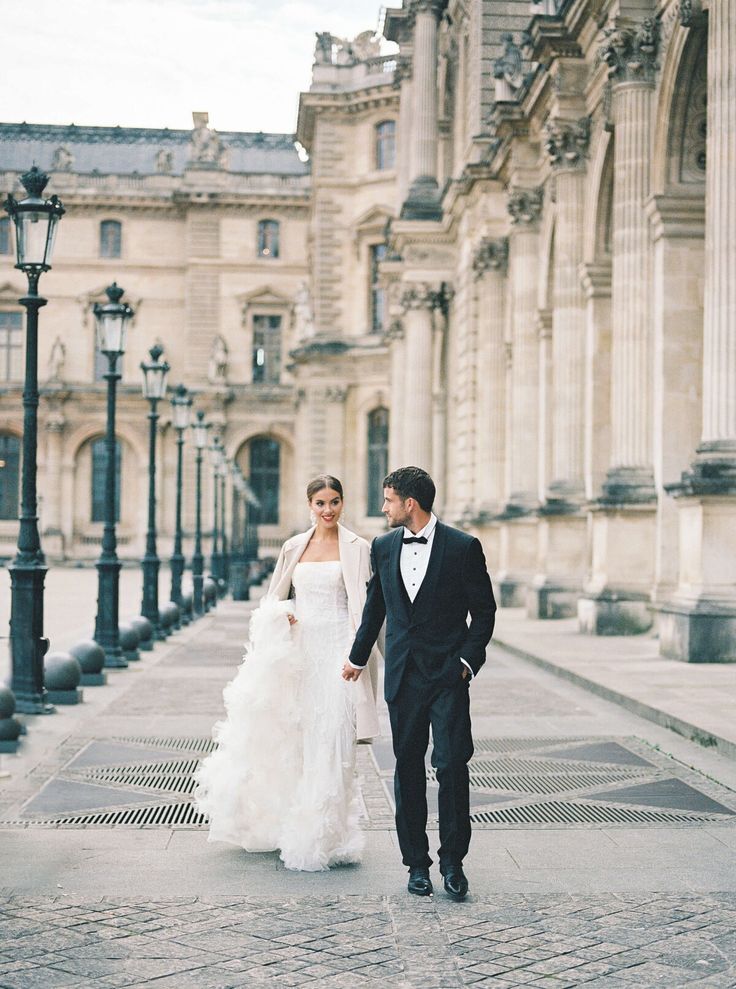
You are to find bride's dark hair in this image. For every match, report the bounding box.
[306,474,344,501]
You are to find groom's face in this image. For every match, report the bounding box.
[383,487,412,528]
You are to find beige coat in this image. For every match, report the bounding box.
[267,524,380,741]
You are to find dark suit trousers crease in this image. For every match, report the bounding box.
[388,659,474,870]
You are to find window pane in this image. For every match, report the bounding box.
[252,314,282,384]
[376,120,396,170]
[370,244,387,334]
[0,433,20,520]
[91,438,121,523]
[0,217,11,255]
[257,220,280,259]
[0,312,23,382]
[367,407,389,516]
[249,437,280,524]
[100,220,122,259]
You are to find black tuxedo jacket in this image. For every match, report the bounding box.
[348,522,496,703]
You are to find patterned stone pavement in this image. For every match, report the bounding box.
[0,893,735,988]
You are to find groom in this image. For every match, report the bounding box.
[342,466,496,900]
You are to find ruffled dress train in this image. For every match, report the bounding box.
[194,561,363,871]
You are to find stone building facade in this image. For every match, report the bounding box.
[1,0,734,661]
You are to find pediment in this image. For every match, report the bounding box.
[237,284,292,308]
[353,204,394,231]
[0,280,25,303]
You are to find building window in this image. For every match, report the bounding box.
[367,407,389,517]
[0,312,23,382]
[252,314,282,384]
[91,438,121,523]
[257,219,280,259]
[0,433,20,521]
[370,244,387,334]
[376,120,396,170]
[100,220,122,259]
[249,437,280,525]
[0,217,12,255]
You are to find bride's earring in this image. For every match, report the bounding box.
[309,510,317,526]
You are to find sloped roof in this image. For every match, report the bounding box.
[0,122,309,177]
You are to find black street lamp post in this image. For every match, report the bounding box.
[219,453,229,595]
[4,167,65,713]
[93,284,134,668]
[209,437,223,590]
[170,384,192,618]
[191,410,210,617]
[140,344,170,639]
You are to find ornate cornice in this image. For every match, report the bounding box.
[400,282,443,311]
[544,117,591,171]
[597,17,659,84]
[507,187,544,226]
[472,238,509,279]
[407,0,446,26]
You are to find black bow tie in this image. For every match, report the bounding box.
[403,535,428,545]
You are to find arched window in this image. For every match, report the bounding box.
[375,120,396,170]
[91,438,121,523]
[257,219,280,259]
[369,244,387,334]
[367,408,389,516]
[0,433,20,520]
[252,314,282,384]
[100,220,122,259]
[249,437,280,524]
[0,312,23,382]
[0,217,12,255]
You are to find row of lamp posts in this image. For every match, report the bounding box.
[2,167,261,730]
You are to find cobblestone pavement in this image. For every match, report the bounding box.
[0,893,734,988]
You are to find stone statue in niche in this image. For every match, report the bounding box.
[294,281,315,339]
[190,111,224,166]
[208,334,229,384]
[46,336,66,382]
[155,149,173,174]
[52,146,74,171]
[493,33,524,101]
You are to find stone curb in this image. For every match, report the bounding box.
[494,635,736,763]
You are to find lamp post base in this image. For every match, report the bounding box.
[9,561,54,714]
[141,555,163,639]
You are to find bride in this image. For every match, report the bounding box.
[195,474,380,871]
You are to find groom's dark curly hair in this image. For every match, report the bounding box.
[383,466,436,512]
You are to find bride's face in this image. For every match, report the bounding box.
[310,487,343,530]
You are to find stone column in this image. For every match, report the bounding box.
[598,18,658,501]
[400,282,439,468]
[394,58,414,208]
[498,189,542,606]
[472,238,508,515]
[578,20,659,635]
[401,1,443,220]
[41,408,66,560]
[323,387,347,481]
[659,0,736,662]
[387,321,406,468]
[529,119,591,619]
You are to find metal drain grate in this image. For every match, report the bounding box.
[112,735,216,753]
[81,771,198,795]
[473,737,585,753]
[469,801,718,825]
[467,773,641,795]
[467,757,643,775]
[10,802,209,829]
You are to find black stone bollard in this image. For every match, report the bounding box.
[44,651,83,705]
[69,640,107,686]
[130,616,154,652]
[119,623,141,662]
[0,685,22,753]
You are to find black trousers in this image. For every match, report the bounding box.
[387,658,474,871]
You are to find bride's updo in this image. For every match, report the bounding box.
[306,474,344,500]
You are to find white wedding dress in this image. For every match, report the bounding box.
[194,560,364,871]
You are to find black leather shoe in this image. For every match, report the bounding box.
[443,865,469,901]
[407,866,433,896]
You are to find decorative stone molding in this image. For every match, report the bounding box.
[472,237,509,279]
[597,18,659,84]
[679,0,704,27]
[392,57,412,89]
[324,386,348,403]
[544,117,591,170]
[385,319,405,341]
[506,187,544,226]
[400,283,443,311]
[407,0,445,25]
